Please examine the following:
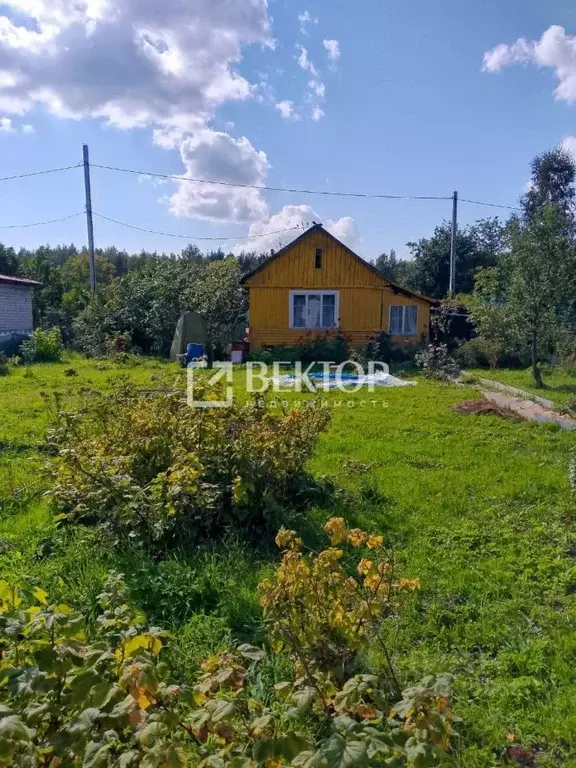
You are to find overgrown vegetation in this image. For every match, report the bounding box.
[47,382,331,548]
[0,523,457,768]
[20,328,63,364]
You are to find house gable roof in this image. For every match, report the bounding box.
[240,223,433,304]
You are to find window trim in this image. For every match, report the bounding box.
[289,290,340,330]
[389,304,418,336]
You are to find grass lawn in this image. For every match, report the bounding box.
[1,355,576,766]
[470,366,576,407]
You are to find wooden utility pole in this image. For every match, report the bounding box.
[82,144,96,294]
[449,190,458,295]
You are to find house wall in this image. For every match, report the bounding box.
[244,229,430,349]
[0,284,34,334]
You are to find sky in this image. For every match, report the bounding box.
[1,0,576,261]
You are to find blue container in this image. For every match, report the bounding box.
[186,343,205,362]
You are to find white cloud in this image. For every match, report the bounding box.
[169,129,270,222]
[308,80,325,99]
[0,116,13,131]
[323,39,340,63]
[296,44,318,77]
[298,10,318,35]
[276,99,299,120]
[561,135,576,161]
[0,0,272,126]
[232,204,359,255]
[0,0,275,221]
[311,105,325,121]
[21,123,34,133]
[483,25,576,104]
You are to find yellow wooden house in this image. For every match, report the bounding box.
[241,223,433,350]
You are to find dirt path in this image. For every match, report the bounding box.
[480,390,576,430]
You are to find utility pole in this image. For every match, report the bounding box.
[82,144,96,294]
[449,190,458,295]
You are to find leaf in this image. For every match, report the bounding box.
[118,751,141,768]
[205,698,235,723]
[237,643,265,662]
[291,751,325,768]
[274,681,292,699]
[32,587,48,605]
[90,681,121,709]
[136,721,168,747]
[320,734,367,768]
[119,634,149,660]
[0,715,34,743]
[291,686,318,712]
[82,740,111,768]
[252,735,309,763]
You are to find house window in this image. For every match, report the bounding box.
[315,248,323,269]
[389,305,418,335]
[290,291,339,329]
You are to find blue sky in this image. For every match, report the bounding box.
[1,0,576,260]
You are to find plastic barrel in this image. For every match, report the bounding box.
[186,343,205,362]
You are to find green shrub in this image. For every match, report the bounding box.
[47,383,331,548]
[20,327,63,364]
[0,352,9,377]
[415,344,460,380]
[295,330,352,364]
[0,530,456,768]
[247,345,300,365]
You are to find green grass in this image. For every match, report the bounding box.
[470,366,576,406]
[1,357,576,766]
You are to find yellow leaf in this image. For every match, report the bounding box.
[119,635,149,660]
[33,587,48,605]
[149,636,163,656]
[193,691,207,706]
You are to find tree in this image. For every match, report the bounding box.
[505,205,576,387]
[190,258,246,367]
[373,249,415,286]
[0,243,19,275]
[465,267,520,369]
[406,218,505,298]
[522,148,576,222]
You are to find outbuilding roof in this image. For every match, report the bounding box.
[0,274,42,287]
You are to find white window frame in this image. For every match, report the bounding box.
[389,304,418,336]
[289,290,340,330]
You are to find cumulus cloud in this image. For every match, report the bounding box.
[276,99,299,120]
[169,129,270,222]
[311,105,325,121]
[0,0,275,221]
[232,204,359,255]
[298,10,318,35]
[483,25,576,104]
[323,39,340,63]
[0,0,272,126]
[0,116,13,131]
[21,123,35,133]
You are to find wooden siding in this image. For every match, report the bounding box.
[244,228,430,349]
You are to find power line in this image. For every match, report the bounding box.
[0,164,82,183]
[0,212,84,229]
[91,162,453,202]
[0,158,524,212]
[460,197,521,212]
[93,211,308,241]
